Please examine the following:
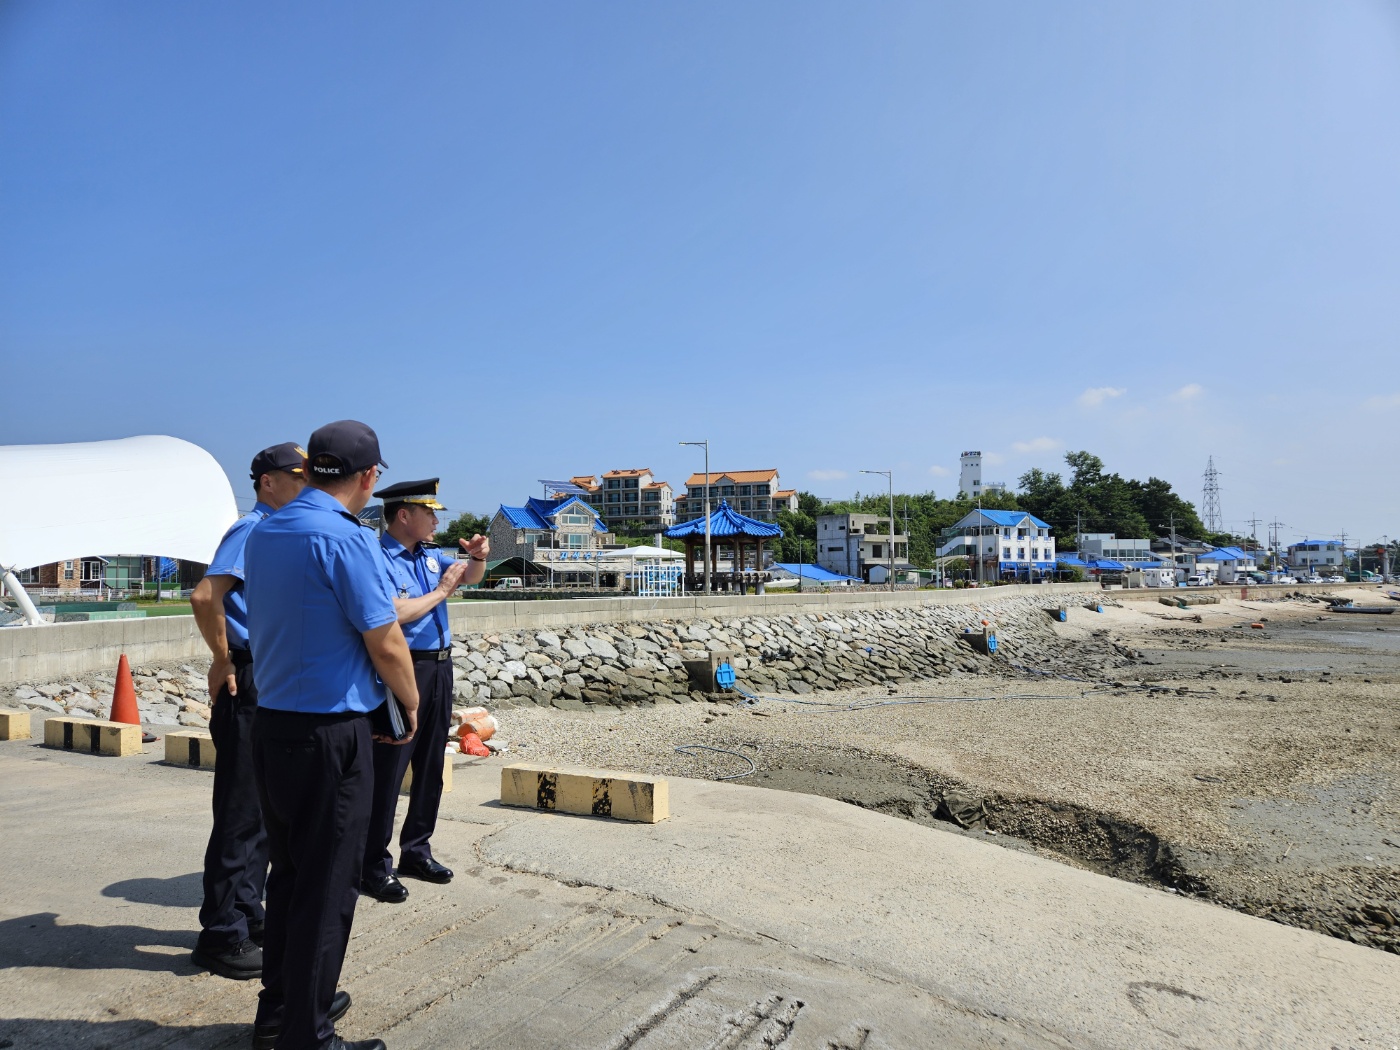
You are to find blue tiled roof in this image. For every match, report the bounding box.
[497,495,607,533]
[771,563,860,582]
[664,500,784,539]
[955,509,1052,530]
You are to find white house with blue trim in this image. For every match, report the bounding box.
[937,509,1056,581]
[1286,539,1346,575]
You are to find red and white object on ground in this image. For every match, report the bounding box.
[454,706,498,756]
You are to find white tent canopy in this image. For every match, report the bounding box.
[0,435,238,572]
[596,545,683,560]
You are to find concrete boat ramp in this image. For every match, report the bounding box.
[0,740,1394,1049]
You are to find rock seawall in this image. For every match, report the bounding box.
[452,594,1118,710]
[4,594,1123,721]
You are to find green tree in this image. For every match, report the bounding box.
[434,511,492,548]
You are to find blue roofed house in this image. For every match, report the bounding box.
[1286,539,1346,577]
[937,509,1057,582]
[488,496,611,564]
[1195,545,1257,583]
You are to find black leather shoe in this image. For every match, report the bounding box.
[398,856,453,884]
[329,1037,386,1050]
[191,938,262,980]
[246,919,264,948]
[251,990,351,1049]
[360,873,409,903]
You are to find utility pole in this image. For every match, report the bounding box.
[861,469,895,591]
[680,441,710,594]
[1339,528,1349,578]
[1269,518,1286,572]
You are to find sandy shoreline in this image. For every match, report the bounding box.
[498,586,1400,953]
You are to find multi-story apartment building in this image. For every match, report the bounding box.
[816,513,911,583]
[673,469,798,524]
[572,468,675,532]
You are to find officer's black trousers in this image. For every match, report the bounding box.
[362,658,452,881]
[252,709,371,1050]
[197,655,268,952]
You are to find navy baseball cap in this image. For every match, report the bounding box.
[249,442,306,481]
[306,420,389,479]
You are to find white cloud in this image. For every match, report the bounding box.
[1077,386,1125,408]
[807,469,848,481]
[927,465,951,477]
[983,451,1007,466]
[1362,392,1400,411]
[1011,436,1060,455]
[1172,383,1204,402]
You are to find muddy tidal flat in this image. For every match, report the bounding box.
[502,587,1400,954]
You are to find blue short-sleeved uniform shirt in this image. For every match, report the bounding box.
[244,487,398,714]
[205,502,273,650]
[379,535,459,650]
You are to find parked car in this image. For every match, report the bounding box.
[1185,574,1215,587]
[1304,574,1324,584]
[494,576,524,589]
[1325,575,1346,583]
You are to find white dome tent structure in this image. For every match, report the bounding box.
[0,435,238,625]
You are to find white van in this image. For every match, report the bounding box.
[494,577,524,589]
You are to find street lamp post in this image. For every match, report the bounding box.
[861,469,894,591]
[680,440,711,594]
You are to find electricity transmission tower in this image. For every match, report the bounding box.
[1202,456,1223,535]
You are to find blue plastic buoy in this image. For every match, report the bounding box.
[1055,608,1067,622]
[985,633,998,654]
[714,662,737,691]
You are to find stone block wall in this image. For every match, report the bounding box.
[448,593,1106,711]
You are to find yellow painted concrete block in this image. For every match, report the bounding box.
[499,762,668,823]
[164,730,216,769]
[0,709,32,740]
[400,754,453,795]
[42,717,142,757]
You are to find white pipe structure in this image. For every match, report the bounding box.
[2,568,44,626]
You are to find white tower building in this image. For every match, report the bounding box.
[959,451,983,499]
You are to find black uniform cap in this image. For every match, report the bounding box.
[306,420,388,479]
[374,477,445,511]
[249,442,306,481]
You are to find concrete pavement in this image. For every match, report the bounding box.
[0,731,1394,1049]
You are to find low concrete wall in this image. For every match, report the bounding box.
[0,613,207,686]
[0,582,1097,685]
[1109,582,1348,603]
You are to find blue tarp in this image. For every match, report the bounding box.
[771,563,860,582]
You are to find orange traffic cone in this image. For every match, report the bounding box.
[110,655,156,743]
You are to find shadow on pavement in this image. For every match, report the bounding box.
[102,872,203,908]
[0,1018,246,1049]
[0,912,198,974]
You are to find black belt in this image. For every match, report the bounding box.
[229,648,253,667]
[410,648,452,662]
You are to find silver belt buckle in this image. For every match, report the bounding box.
[436,649,449,662]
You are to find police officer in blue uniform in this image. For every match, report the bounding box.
[189,442,305,981]
[360,479,488,903]
[244,420,419,1050]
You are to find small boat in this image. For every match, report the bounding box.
[1386,590,1400,603]
[1327,605,1395,615]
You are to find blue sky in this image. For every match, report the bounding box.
[3,2,1398,544]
